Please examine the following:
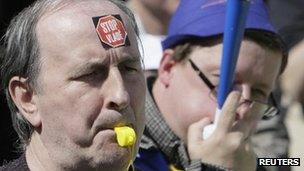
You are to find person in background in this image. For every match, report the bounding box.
[0,0,146,170]
[134,0,287,170]
[127,0,179,76]
[127,1,291,171]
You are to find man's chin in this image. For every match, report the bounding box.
[76,129,132,170]
[91,136,132,169]
[89,147,131,171]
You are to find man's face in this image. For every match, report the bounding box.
[34,1,145,170]
[161,39,282,142]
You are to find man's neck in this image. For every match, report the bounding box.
[128,0,169,35]
[26,133,60,171]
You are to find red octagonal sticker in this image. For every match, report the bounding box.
[93,15,129,48]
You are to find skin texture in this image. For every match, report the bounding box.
[153,39,282,170]
[9,1,145,171]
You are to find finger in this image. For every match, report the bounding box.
[187,118,211,143]
[243,102,264,121]
[235,121,257,141]
[234,103,262,138]
[231,122,251,141]
[217,91,241,132]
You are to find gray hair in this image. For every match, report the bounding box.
[0,0,139,148]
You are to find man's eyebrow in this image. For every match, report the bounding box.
[253,81,272,93]
[120,56,141,63]
[69,56,141,77]
[69,60,108,78]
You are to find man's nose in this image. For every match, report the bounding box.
[104,67,130,111]
[235,85,252,120]
[236,99,251,120]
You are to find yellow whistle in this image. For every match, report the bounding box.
[114,126,136,147]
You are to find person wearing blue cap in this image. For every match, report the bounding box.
[134,0,287,170]
[0,0,146,171]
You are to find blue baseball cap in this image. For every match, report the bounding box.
[162,0,277,50]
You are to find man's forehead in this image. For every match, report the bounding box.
[44,0,122,15]
[35,0,139,67]
[189,42,223,68]
[37,0,127,34]
[188,39,280,74]
[36,0,134,50]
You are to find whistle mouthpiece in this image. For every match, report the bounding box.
[114,126,136,147]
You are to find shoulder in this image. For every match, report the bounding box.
[134,148,169,171]
[0,154,30,171]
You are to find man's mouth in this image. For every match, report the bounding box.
[95,123,135,134]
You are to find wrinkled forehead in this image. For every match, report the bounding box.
[36,0,137,46]
[40,0,128,22]
[36,0,139,60]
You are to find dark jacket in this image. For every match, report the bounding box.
[0,153,29,171]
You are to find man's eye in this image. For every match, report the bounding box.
[83,71,99,77]
[119,65,139,73]
[79,70,107,81]
[126,66,138,72]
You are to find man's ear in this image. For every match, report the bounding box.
[8,77,41,127]
[158,49,176,87]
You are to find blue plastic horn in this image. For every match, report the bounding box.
[217,0,250,108]
[203,0,250,139]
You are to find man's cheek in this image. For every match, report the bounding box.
[63,118,92,145]
[130,89,145,116]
